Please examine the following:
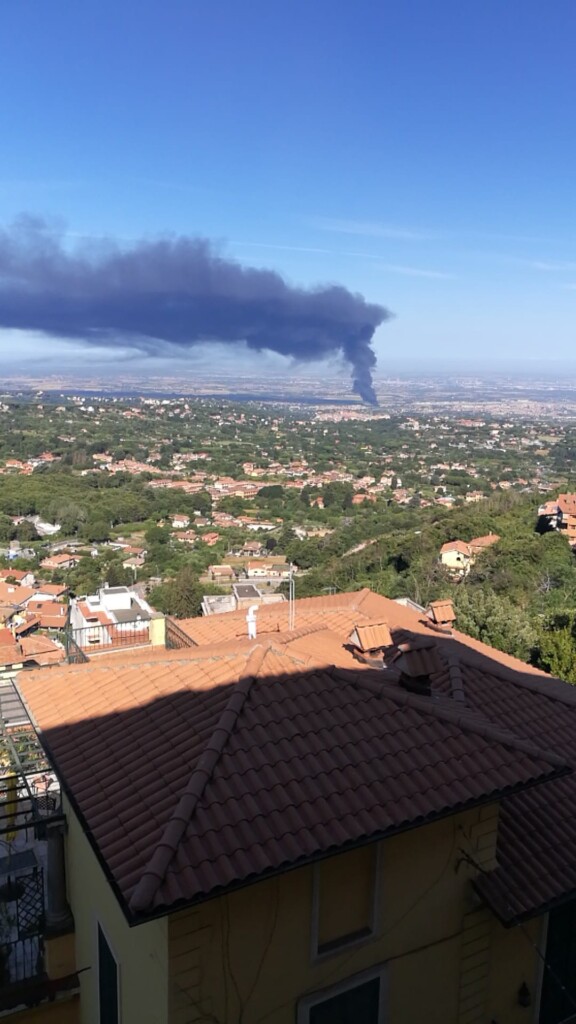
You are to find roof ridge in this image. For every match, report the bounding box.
[442,633,576,708]
[440,646,467,704]
[129,644,267,913]
[275,621,335,644]
[265,642,312,666]
[336,668,569,769]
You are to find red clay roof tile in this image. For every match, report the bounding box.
[17,609,568,922]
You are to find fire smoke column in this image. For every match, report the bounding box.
[0,216,392,402]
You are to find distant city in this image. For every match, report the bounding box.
[4,370,576,419]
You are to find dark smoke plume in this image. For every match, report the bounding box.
[0,216,391,403]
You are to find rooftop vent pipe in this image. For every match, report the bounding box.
[246,604,258,640]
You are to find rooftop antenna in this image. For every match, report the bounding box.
[288,563,295,631]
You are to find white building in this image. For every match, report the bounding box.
[70,585,154,647]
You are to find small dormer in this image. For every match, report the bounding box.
[348,621,393,662]
[427,600,456,628]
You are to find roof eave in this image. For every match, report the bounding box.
[128,764,571,927]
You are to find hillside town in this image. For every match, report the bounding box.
[3,388,576,1022]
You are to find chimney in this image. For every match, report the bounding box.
[246,605,258,640]
[427,600,456,629]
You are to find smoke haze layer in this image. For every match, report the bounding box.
[0,216,391,403]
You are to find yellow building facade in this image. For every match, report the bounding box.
[63,794,544,1024]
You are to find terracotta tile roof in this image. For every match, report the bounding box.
[446,657,576,923]
[35,583,69,598]
[0,583,34,607]
[17,605,569,923]
[0,631,65,667]
[26,600,68,630]
[557,493,576,515]
[0,570,31,583]
[0,638,23,666]
[77,603,113,626]
[40,553,78,568]
[19,634,66,666]
[539,500,560,516]
[15,615,41,635]
[469,533,500,551]
[440,540,470,556]
[176,606,355,645]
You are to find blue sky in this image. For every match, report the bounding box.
[1,0,576,380]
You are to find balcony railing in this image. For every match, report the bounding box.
[0,718,76,1012]
[62,632,89,664]
[0,866,45,1008]
[66,619,151,653]
[165,617,196,650]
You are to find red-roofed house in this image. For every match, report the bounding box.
[440,535,500,578]
[469,533,500,555]
[0,568,36,587]
[26,600,69,630]
[40,553,80,571]
[557,493,576,544]
[0,582,35,608]
[171,513,190,529]
[33,582,70,601]
[199,532,220,546]
[12,588,576,1022]
[439,539,472,575]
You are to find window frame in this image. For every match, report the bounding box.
[297,963,387,1024]
[310,841,381,961]
[96,919,121,1024]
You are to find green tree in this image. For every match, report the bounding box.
[149,567,207,618]
[0,515,15,542]
[82,520,111,543]
[323,482,354,510]
[14,520,39,543]
[534,627,576,683]
[454,588,537,662]
[145,524,171,546]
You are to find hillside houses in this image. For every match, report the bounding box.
[440,533,500,577]
[539,493,576,545]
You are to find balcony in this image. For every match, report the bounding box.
[65,618,151,656]
[0,714,77,1014]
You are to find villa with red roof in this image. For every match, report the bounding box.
[7,588,576,1021]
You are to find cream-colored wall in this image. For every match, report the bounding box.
[487,915,542,1024]
[149,613,166,647]
[441,550,470,573]
[63,795,169,1024]
[168,804,534,1024]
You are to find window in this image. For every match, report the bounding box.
[98,924,119,1024]
[298,966,386,1024]
[312,843,379,958]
